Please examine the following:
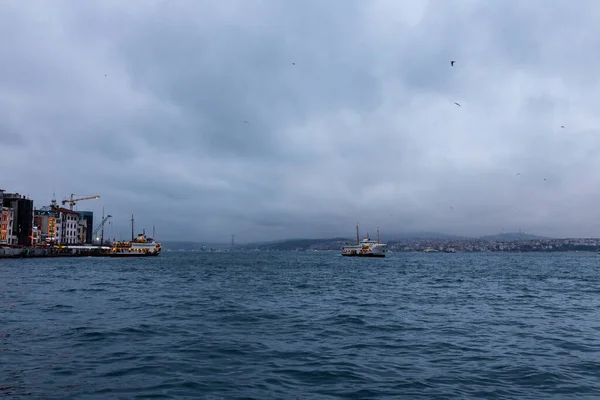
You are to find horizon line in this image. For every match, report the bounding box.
[159,232,600,245]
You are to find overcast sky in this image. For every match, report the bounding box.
[2,0,600,242]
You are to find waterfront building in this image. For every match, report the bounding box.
[52,206,81,245]
[78,211,94,244]
[2,192,34,246]
[77,218,88,244]
[0,206,16,245]
[31,226,41,246]
[35,207,58,244]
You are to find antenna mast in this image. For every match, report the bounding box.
[356,223,360,244]
[377,227,380,244]
[131,214,135,241]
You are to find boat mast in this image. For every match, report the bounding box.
[356,223,360,244]
[131,214,134,241]
[153,225,155,240]
[100,206,105,246]
[377,227,380,244]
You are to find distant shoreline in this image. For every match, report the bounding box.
[157,236,600,254]
[226,236,600,253]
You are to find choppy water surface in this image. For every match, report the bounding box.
[2,252,600,399]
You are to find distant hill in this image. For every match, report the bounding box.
[240,237,349,251]
[382,232,464,240]
[162,241,231,250]
[163,231,553,252]
[477,232,552,241]
[240,232,469,251]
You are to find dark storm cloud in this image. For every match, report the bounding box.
[104,0,381,160]
[3,0,600,242]
[0,121,26,147]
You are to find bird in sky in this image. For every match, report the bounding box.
[561,125,565,128]
[454,102,461,107]
[451,60,455,66]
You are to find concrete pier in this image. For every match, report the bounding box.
[0,246,111,258]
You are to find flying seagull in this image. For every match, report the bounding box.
[243,121,249,124]
[561,125,565,128]
[451,60,455,66]
[517,173,520,175]
[292,62,296,65]
[453,102,461,107]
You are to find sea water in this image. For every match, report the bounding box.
[1,252,600,399]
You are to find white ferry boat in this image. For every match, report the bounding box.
[341,224,388,257]
[110,231,162,257]
[110,217,162,257]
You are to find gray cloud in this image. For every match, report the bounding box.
[3,0,600,242]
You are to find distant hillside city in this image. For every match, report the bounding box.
[232,234,600,253]
[163,233,600,253]
[0,189,100,247]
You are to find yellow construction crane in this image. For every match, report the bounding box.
[62,194,100,210]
